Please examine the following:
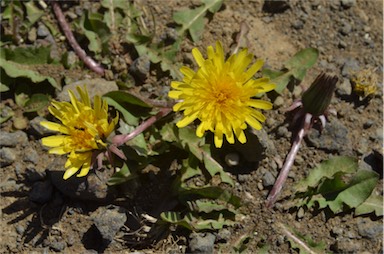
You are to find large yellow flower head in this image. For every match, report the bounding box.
[41,86,118,179]
[169,41,275,148]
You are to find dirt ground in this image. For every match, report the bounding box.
[1,0,383,253]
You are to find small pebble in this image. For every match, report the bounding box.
[292,85,303,98]
[274,96,285,108]
[37,24,50,38]
[24,147,39,164]
[15,225,25,235]
[339,22,352,36]
[262,171,275,187]
[340,0,356,9]
[0,147,16,166]
[292,20,304,30]
[237,174,250,183]
[50,241,66,252]
[225,153,240,167]
[277,126,290,138]
[296,207,305,219]
[363,120,374,129]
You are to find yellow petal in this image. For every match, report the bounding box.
[245,116,262,130]
[214,129,223,148]
[192,48,205,67]
[63,166,79,180]
[48,146,67,155]
[247,99,273,110]
[40,121,69,134]
[176,112,198,128]
[41,135,67,147]
[244,59,264,81]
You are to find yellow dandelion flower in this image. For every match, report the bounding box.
[41,86,118,180]
[351,68,378,99]
[169,41,275,148]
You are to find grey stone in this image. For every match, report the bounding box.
[292,20,304,30]
[23,147,39,164]
[0,130,28,147]
[341,58,360,78]
[37,24,50,38]
[277,126,290,138]
[262,171,275,187]
[0,147,16,166]
[237,174,250,183]
[189,232,216,254]
[339,22,352,36]
[29,180,53,204]
[217,228,231,242]
[57,79,118,102]
[306,118,352,153]
[92,206,127,244]
[357,217,383,239]
[336,79,352,96]
[50,241,66,252]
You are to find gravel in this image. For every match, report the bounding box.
[0,131,28,147]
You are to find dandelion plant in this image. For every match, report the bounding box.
[266,72,338,208]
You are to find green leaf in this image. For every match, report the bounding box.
[285,48,319,80]
[173,0,223,42]
[279,223,327,254]
[24,93,50,112]
[24,1,44,28]
[187,200,237,214]
[103,91,151,108]
[2,46,52,65]
[160,211,235,231]
[293,156,380,215]
[263,48,319,94]
[0,59,59,90]
[355,192,383,216]
[295,156,357,192]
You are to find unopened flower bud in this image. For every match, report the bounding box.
[301,73,338,116]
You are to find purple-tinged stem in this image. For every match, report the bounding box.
[51,2,105,75]
[266,116,307,208]
[112,107,172,147]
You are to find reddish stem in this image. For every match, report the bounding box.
[51,2,105,75]
[266,116,307,208]
[112,107,172,147]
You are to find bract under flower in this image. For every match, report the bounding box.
[169,41,275,148]
[41,86,118,179]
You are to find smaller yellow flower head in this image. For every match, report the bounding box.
[169,41,275,148]
[41,86,118,179]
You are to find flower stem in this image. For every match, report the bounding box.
[112,107,172,146]
[266,121,306,208]
[51,2,105,75]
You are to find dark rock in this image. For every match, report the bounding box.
[0,131,28,147]
[49,170,117,202]
[129,56,151,81]
[363,120,374,129]
[26,168,46,182]
[357,217,383,239]
[306,118,352,153]
[189,232,216,254]
[262,1,290,13]
[92,206,127,245]
[29,180,53,204]
[0,147,16,166]
[340,0,356,9]
[50,241,66,252]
